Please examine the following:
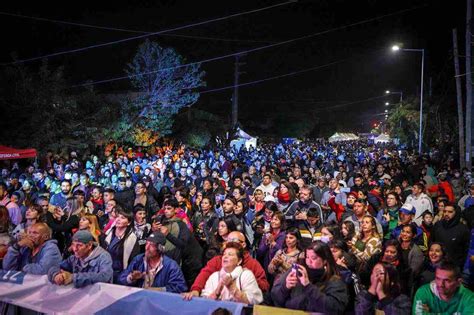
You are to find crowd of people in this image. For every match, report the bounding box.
[1,140,474,314]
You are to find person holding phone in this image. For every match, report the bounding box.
[271,241,348,314]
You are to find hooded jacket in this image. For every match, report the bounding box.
[3,239,61,275]
[431,208,470,267]
[48,245,113,288]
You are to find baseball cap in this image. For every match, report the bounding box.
[380,174,392,180]
[146,232,166,245]
[72,230,95,244]
[399,203,416,215]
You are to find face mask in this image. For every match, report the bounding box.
[306,267,325,283]
[320,236,331,243]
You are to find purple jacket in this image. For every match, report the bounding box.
[257,231,285,271]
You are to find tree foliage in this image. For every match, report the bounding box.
[386,99,420,147]
[121,39,206,137]
[0,60,116,152]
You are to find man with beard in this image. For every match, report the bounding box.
[285,185,325,226]
[49,179,71,209]
[117,232,187,292]
[312,177,329,205]
[431,203,470,268]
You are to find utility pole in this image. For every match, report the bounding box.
[453,29,466,168]
[466,0,473,170]
[232,54,246,128]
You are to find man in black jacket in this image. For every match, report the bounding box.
[152,198,203,286]
[432,203,470,268]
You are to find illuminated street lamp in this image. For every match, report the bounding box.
[391,44,425,154]
[385,90,403,103]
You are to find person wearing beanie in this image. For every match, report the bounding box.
[48,230,113,288]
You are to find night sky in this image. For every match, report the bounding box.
[0,0,467,136]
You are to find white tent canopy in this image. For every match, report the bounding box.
[230,127,257,150]
[328,132,359,143]
[374,134,391,143]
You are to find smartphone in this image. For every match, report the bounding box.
[292,263,301,276]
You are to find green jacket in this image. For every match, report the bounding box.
[413,281,474,314]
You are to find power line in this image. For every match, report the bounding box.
[0,11,276,44]
[70,5,426,88]
[1,1,295,65]
[200,59,350,94]
[313,95,390,112]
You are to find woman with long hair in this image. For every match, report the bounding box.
[416,242,446,288]
[268,227,304,284]
[272,241,348,314]
[257,211,286,274]
[398,223,424,294]
[103,209,140,283]
[355,263,411,314]
[11,204,44,241]
[78,213,101,242]
[349,215,382,264]
[192,196,219,248]
[213,216,238,251]
[175,187,193,218]
[46,196,83,253]
[234,199,254,247]
[276,180,296,212]
[249,189,265,213]
[321,223,343,243]
[341,221,356,245]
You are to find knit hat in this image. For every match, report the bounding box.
[72,230,95,244]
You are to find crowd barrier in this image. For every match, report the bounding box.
[0,270,245,314]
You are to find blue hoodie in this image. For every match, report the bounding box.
[3,239,62,275]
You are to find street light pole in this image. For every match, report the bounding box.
[419,49,425,155]
[391,46,425,154]
[385,90,403,103]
